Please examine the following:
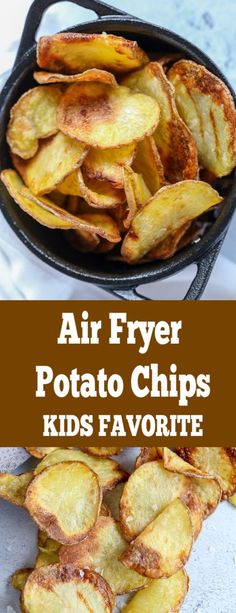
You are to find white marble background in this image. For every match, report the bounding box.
[0,0,235,299]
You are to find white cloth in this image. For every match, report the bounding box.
[0,0,235,300]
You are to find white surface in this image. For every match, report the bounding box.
[0,448,236,612]
[0,0,235,300]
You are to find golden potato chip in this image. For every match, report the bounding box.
[1,170,120,240]
[0,471,33,506]
[229,493,236,506]
[22,565,114,612]
[122,62,198,182]
[120,459,202,541]
[84,447,123,457]
[176,447,236,499]
[34,68,117,86]
[104,482,125,521]
[132,136,166,193]
[77,169,125,208]
[11,569,32,591]
[122,568,189,613]
[12,132,88,195]
[121,180,222,263]
[25,447,57,459]
[38,530,60,554]
[58,83,160,148]
[34,448,127,492]
[57,170,81,196]
[121,498,193,578]
[37,32,148,74]
[168,60,236,176]
[83,144,136,188]
[7,86,61,160]
[146,222,191,260]
[25,461,101,545]
[35,550,60,568]
[60,516,148,594]
[123,166,151,229]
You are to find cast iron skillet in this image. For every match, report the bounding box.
[0,0,235,300]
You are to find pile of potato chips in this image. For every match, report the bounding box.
[0,445,235,611]
[2,32,236,264]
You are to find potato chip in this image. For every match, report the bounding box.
[132,136,166,193]
[57,170,81,196]
[77,169,125,208]
[121,180,222,263]
[12,132,88,195]
[122,568,189,613]
[37,32,148,74]
[0,471,33,506]
[58,83,160,148]
[25,461,101,545]
[146,222,191,260]
[11,569,32,591]
[34,448,127,492]
[35,550,60,568]
[38,530,60,554]
[123,62,198,182]
[121,498,193,578]
[34,68,117,86]
[229,493,236,507]
[83,144,136,188]
[123,167,151,229]
[84,447,123,457]
[60,516,148,594]
[7,86,61,160]
[176,447,236,499]
[22,565,114,612]
[104,482,126,521]
[135,447,161,468]
[25,447,57,459]
[168,60,236,176]
[120,459,202,541]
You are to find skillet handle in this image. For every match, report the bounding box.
[14,0,126,66]
[108,238,224,301]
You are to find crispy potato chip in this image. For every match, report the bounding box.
[25,447,57,459]
[34,68,117,86]
[34,448,127,492]
[35,550,60,568]
[37,32,148,74]
[123,568,189,613]
[229,493,236,506]
[84,448,123,457]
[176,447,236,499]
[22,565,114,612]
[83,144,136,188]
[60,516,148,594]
[1,170,121,240]
[121,180,222,263]
[121,498,193,578]
[146,222,191,260]
[38,530,60,554]
[77,169,125,208]
[25,461,101,545]
[120,460,202,541]
[132,136,166,194]
[168,60,236,176]
[12,132,88,195]
[7,86,61,160]
[135,447,161,468]
[104,482,125,521]
[123,62,198,182]
[11,569,32,591]
[58,83,160,149]
[123,167,151,229]
[0,471,33,506]
[57,170,81,196]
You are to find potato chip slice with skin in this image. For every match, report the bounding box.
[1,170,120,241]
[25,461,102,545]
[168,60,236,176]
[34,68,117,87]
[7,86,61,160]
[121,498,193,579]
[122,62,198,182]
[33,448,128,492]
[25,448,57,459]
[146,222,191,260]
[57,170,82,196]
[176,447,236,499]
[121,180,222,263]
[37,32,148,74]
[83,144,136,188]
[11,569,32,592]
[132,136,166,194]
[77,169,126,208]
[58,83,160,149]
[122,568,189,613]
[22,565,114,613]
[60,516,148,595]
[123,167,151,229]
[12,132,88,196]
[0,471,33,506]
